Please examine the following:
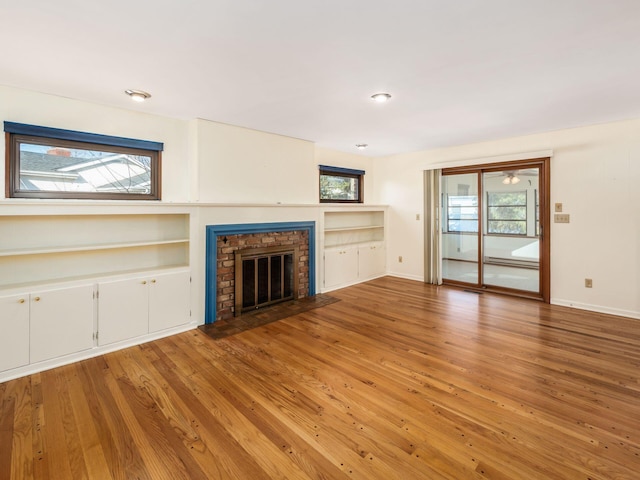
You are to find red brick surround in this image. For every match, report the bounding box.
[216,230,309,320]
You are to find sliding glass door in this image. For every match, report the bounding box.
[441,158,550,301]
[482,167,540,292]
[441,173,480,284]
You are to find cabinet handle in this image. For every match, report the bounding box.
[19,298,25,304]
[141,280,147,285]
[34,297,41,302]
[151,279,156,284]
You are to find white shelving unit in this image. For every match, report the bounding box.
[0,211,193,382]
[322,209,386,291]
[323,210,385,248]
[0,214,189,289]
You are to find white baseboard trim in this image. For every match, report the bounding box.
[386,272,424,282]
[551,299,640,320]
[319,274,389,294]
[0,322,198,384]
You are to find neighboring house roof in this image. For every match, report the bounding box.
[19,151,151,193]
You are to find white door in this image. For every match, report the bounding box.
[324,247,358,289]
[0,293,30,372]
[358,242,386,280]
[30,285,94,363]
[148,271,190,333]
[98,277,148,345]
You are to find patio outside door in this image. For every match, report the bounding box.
[441,158,550,301]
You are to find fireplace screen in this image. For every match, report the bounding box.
[235,246,299,315]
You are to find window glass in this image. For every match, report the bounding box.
[487,191,527,235]
[319,166,363,203]
[5,122,161,200]
[447,195,478,232]
[18,142,153,195]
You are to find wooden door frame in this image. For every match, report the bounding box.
[442,157,550,303]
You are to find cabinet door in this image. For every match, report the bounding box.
[324,247,358,289]
[0,293,30,372]
[98,277,148,346]
[358,242,386,280]
[148,271,190,333]
[30,285,94,363]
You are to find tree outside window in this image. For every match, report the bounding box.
[319,166,363,203]
[487,191,527,235]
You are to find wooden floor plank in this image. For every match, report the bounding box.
[2,277,640,479]
[0,381,16,480]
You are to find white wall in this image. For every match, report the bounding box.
[374,119,640,319]
[194,119,316,204]
[0,85,190,202]
[193,122,375,205]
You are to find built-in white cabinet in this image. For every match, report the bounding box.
[0,284,94,372]
[0,293,30,372]
[148,271,191,333]
[357,242,386,280]
[98,270,190,346]
[30,284,94,363]
[324,246,359,290]
[322,209,386,291]
[98,278,149,346]
[0,210,193,382]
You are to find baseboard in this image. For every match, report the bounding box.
[319,273,389,294]
[386,272,424,282]
[0,322,198,384]
[551,299,640,320]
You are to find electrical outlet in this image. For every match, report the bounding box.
[554,214,570,223]
[416,213,420,221]
[585,278,593,288]
[555,203,563,212]
[398,256,403,263]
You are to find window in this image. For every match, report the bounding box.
[319,165,364,203]
[446,195,478,232]
[5,122,162,200]
[487,191,527,235]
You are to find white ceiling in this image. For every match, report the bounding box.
[2,0,640,157]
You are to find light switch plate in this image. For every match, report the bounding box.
[554,214,570,223]
[555,203,563,212]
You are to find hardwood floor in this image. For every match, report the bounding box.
[2,276,639,479]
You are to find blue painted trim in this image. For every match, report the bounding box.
[3,121,164,151]
[205,221,316,324]
[319,165,365,176]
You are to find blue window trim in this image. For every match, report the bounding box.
[319,165,365,176]
[205,221,316,324]
[4,121,163,151]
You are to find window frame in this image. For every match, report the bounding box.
[319,165,364,203]
[5,122,163,200]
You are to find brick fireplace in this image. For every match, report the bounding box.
[205,222,316,323]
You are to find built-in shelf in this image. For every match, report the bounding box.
[324,240,384,250]
[0,213,190,290]
[323,210,385,249]
[324,225,384,233]
[322,209,386,291]
[0,239,190,258]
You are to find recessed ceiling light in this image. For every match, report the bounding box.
[125,89,151,102]
[371,92,391,103]
[356,144,368,150]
